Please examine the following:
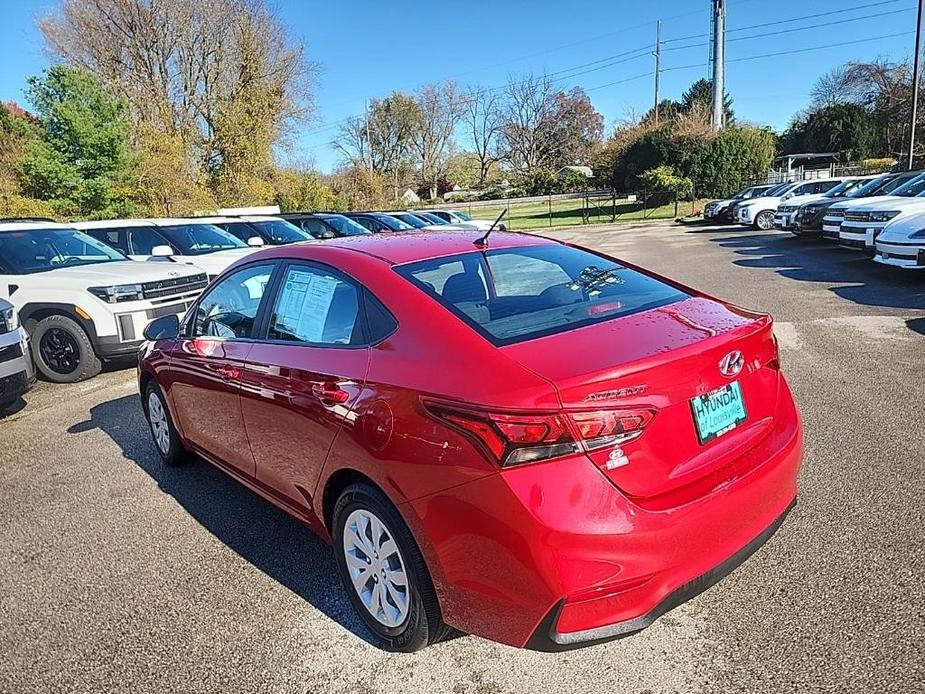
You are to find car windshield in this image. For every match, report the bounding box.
[0,227,126,274]
[376,215,414,231]
[157,223,247,255]
[391,213,428,229]
[451,210,472,221]
[321,215,370,236]
[416,211,448,225]
[249,220,312,244]
[892,174,925,197]
[395,244,689,346]
[823,179,859,197]
[847,176,894,198]
[219,221,264,243]
[764,183,791,197]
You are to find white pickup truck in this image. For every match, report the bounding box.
[0,221,207,383]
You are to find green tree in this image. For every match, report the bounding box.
[18,66,136,218]
[780,103,882,161]
[638,165,693,199]
[681,78,735,124]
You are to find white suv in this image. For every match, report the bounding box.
[837,174,925,251]
[0,222,207,383]
[736,179,843,230]
[0,298,34,411]
[75,218,260,278]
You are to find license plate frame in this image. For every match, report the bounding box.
[690,382,748,445]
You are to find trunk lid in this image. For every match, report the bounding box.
[502,296,781,502]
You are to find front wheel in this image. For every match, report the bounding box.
[754,210,775,230]
[30,314,101,383]
[143,381,189,466]
[332,483,448,652]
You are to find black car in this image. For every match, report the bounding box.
[793,171,922,239]
[280,212,372,239]
[343,212,416,233]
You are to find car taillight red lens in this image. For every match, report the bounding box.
[426,404,579,467]
[425,402,655,467]
[568,409,655,450]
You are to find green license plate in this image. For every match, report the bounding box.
[690,382,748,444]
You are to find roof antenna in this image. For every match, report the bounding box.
[473,209,508,248]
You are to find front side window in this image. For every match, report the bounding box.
[893,174,925,197]
[192,264,274,339]
[0,228,125,274]
[321,215,371,236]
[158,224,247,255]
[293,217,336,239]
[217,221,262,243]
[127,227,171,255]
[376,215,414,231]
[269,265,363,346]
[396,244,689,346]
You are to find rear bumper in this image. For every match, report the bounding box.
[408,380,803,648]
[526,497,796,651]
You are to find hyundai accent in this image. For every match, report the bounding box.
[138,230,803,652]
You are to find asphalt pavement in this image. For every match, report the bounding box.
[1,221,923,693]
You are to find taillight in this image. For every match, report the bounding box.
[568,409,655,450]
[424,401,655,467]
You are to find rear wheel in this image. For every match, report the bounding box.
[30,314,101,383]
[755,210,775,230]
[332,482,448,652]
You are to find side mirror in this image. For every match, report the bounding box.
[247,237,265,247]
[151,245,173,258]
[143,313,180,341]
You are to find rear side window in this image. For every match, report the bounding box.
[268,265,364,346]
[395,245,688,346]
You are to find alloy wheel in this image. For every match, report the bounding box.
[342,508,410,628]
[147,391,171,455]
[756,211,775,230]
[39,328,80,375]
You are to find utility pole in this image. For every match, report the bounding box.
[365,98,372,170]
[653,20,662,127]
[909,0,923,170]
[711,0,726,132]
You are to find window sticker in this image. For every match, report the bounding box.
[275,269,339,342]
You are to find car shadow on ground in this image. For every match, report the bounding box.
[67,393,378,646]
[701,228,925,312]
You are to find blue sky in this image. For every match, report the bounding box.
[0,0,917,172]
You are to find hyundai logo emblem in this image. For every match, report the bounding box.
[719,350,745,378]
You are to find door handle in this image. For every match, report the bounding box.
[311,382,350,405]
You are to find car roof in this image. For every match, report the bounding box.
[144,218,224,226]
[0,221,73,232]
[235,215,286,222]
[73,218,156,229]
[251,230,558,266]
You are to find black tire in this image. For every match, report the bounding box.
[143,381,189,466]
[754,210,775,231]
[332,482,448,652]
[30,314,101,383]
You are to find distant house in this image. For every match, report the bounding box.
[771,153,839,182]
[401,188,420,205]
[557,165,593,179]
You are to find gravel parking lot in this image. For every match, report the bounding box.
[2,221,923,694]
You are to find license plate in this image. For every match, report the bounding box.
[690,382,748,444]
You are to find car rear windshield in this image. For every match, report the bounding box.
[395,244,689,345]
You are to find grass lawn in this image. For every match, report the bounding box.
[433,197,708,230]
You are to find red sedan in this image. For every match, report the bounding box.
[138,230,802,652]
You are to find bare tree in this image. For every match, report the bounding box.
[811,67,852,107]
[462,85,503,187]
[410,82,461,200]
[497,73,557,173]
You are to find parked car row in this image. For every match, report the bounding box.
[0,209,502,397]
[706,171,925,270]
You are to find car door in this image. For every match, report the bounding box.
[167,262,277,477]
[239,261,371,509]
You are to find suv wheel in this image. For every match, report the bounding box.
[755,210,775,230]
[31,314,101,383]
[143,381,189,466]
[332,483,448,652]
